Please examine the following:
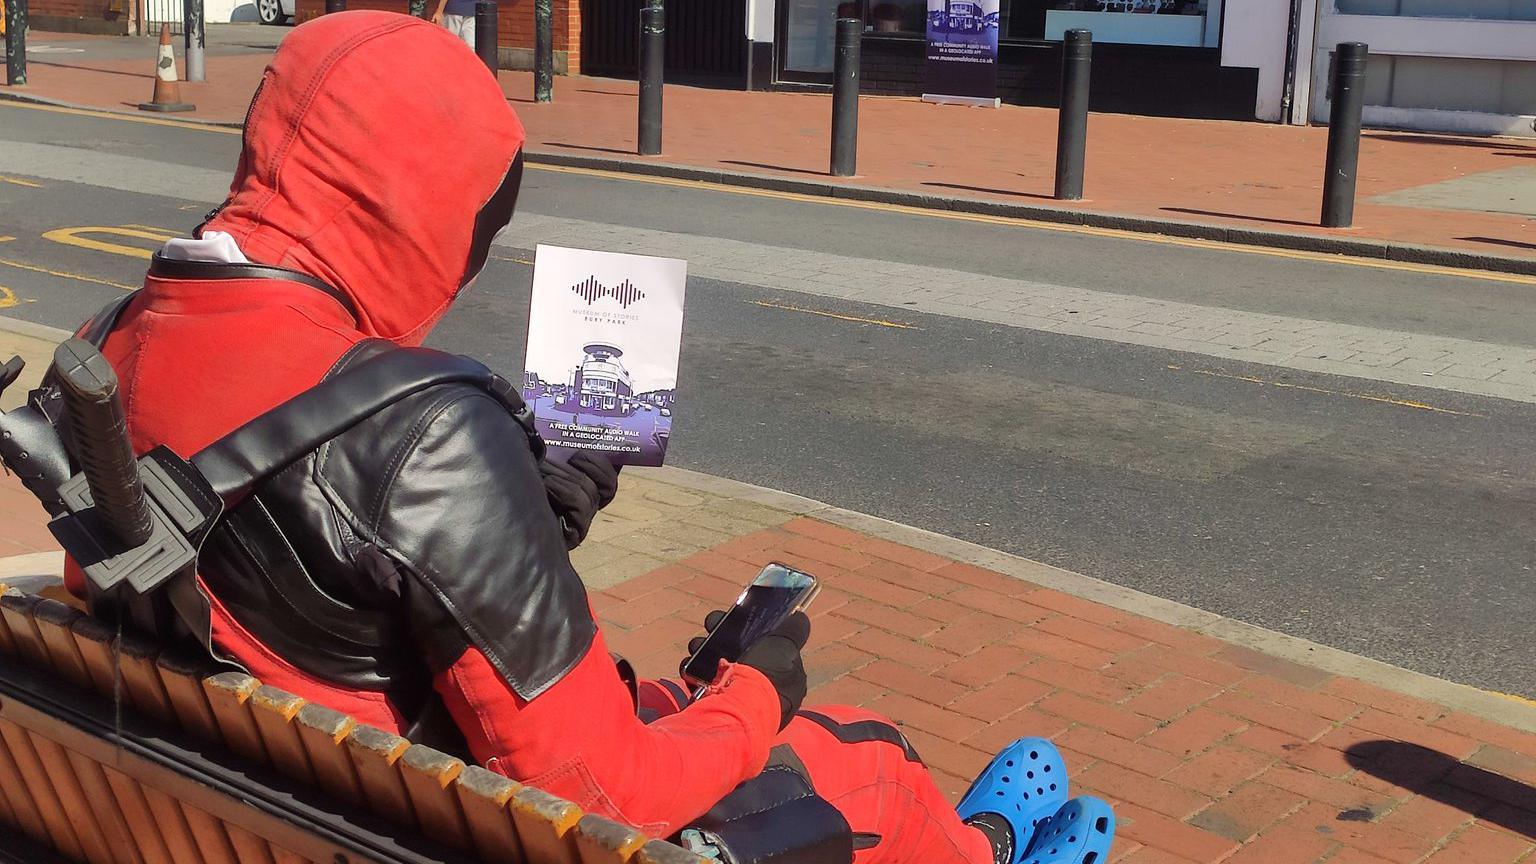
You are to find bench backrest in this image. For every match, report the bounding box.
[0,585,703,864]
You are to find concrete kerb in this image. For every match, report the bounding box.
[2,87,1531,276]
[522,149,1536,278]
[5,291,1534,737]
[0,89,247,128]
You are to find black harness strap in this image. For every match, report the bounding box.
[190,347,541,507]
[58,287,542,512]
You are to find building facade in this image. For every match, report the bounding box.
[1296,0,1536,137]
[21,0,1532,135]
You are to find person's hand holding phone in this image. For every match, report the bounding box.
[685,609,812,731]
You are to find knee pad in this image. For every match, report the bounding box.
[678,747,856,864]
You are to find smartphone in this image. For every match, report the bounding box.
[681,562,820,688]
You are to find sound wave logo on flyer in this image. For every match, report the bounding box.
[521,244,687,467]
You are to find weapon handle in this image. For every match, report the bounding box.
[52,339,153,547]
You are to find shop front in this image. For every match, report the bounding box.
[770,0,1270,119]
[1298,0,1536,137]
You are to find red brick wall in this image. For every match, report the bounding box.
[293,0,581,72]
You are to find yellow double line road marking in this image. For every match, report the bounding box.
[1166,364,1483,417]
[748,299,919,329]
[41,225,176,260]
[2,100,1531,287]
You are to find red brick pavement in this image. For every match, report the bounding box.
[6,31,1534,260]
[590,516,1536,863]
[3,451,1535,861]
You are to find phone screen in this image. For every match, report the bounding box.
[682,563,817,686]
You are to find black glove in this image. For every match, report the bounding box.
[539,450,621,550]
[687,609,811,731]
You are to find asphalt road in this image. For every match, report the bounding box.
[1,101,1533,697]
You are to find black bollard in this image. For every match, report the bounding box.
[325,0,344,12]
[534,0,552,102]
[4,0,26,87]
[830,17,860,177]
[1321,42,1368,228]
[475,1,497,76]
[1054,29,1091,201]
[184,0,205,82]
[638,3,664,156]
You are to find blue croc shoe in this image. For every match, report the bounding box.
[1020,796,1116,864]
[957,737,1070,864]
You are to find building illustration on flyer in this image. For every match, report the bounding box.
[521,245,687,467]
[923,0,1001,107]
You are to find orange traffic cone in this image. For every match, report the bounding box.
[138,24,195,113]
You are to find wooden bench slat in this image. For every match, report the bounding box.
[0,594,53,671]
[0,718,87,862]
[61,748,147,864]
[293,702,365,807]
[636,839,707,864]
[453,764,528,864]
[202,672,269,765]
[67,615,123,700]
[268,847,311,864]
[574,813,648,864]
[154,648,222,743]
[30,600,92,691]
[101,765,176,864]
[24,729,118,864]
[0,721,50,844]
[224,821,279,864]
[343,724,418,830]
[179,801,242,864]
[137,786,203,862]
[398,744,471,851]
[508,785,582,864]
[114,631,177,726]
[0,587,704,864]
[0,755,17,829]
[249,686,317,786]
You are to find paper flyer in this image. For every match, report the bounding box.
[521,244,687,467]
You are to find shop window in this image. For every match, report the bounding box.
[1334,0,1536,20]
[853,0,928,33]
[845,0,1223,43]
[1041,0,1216,45]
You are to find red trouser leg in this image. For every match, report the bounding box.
[779,706,993,864]
[640,682,993,864]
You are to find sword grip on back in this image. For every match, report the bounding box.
[52,339,154,548]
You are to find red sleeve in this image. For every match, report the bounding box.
[434,629,781,838]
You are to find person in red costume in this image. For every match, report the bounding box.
[53,11,1110,864]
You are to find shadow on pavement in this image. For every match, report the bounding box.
[544,141,640,156]
[1161,206,1316,228]
[1346,740,1536,838]
[1494,151,1536,159]
[719,159,828,177]
[922,180,1055,200]
[1364,132,1536,152]
[1460,236,1536,252]
[31,60,152,80]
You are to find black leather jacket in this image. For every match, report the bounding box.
[195,336,596,736]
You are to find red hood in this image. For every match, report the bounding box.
[205,11,526,345]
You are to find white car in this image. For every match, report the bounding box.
[258,0,295,25]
